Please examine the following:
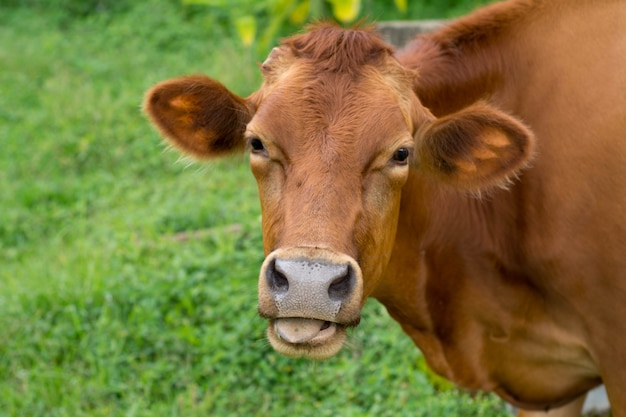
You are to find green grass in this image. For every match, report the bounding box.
[0,1,509,416]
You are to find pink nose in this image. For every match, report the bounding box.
[264,257,356,320]
[257,247,364,327]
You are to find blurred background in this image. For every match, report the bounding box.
[0,1,516,416]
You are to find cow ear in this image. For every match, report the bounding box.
[416,102,535,190]
[143,75,253,159]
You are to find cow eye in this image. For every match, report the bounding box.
[249,138,265,153]
[392,147,410,164]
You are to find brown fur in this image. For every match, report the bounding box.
[283,23,394,76]
[144,0,626,415]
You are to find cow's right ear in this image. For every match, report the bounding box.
[416,102,535,191]
[143,75,254,159]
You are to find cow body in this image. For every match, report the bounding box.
[386,0,626,411]
[144,0,626,414]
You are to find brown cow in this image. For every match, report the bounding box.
[144,0,626,415]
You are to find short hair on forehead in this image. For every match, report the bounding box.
[282,22,395,76]
[252,23,424,134]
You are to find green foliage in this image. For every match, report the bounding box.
[0,1,508,416]
[180,0,496,55]
[179,0,349,54]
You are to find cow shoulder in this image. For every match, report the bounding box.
[396,0,537,115]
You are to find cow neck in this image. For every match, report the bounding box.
[395,0,536,116]
[372,171,527,307]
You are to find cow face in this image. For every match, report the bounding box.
[144,25,534,360]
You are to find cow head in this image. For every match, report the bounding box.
[144,24,534,359]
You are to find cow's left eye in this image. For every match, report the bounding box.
[392,148,410,164]
[249,138,266,153]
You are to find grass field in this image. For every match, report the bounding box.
[0,1,510,416]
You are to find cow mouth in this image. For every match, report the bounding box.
[266,318,347,359]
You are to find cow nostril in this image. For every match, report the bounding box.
[267,260,289,293]
[328,266,354,301]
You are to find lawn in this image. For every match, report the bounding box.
[0,1,509,416]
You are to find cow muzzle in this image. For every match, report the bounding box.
[258,247,363,359]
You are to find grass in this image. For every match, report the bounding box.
[0,1,509,416]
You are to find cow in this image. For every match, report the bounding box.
[143,0,626,415]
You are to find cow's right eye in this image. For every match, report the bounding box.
[392,147,411,165]
[249,138,265,153]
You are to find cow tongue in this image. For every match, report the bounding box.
[275,318,334,344]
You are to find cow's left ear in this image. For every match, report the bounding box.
[416,102,535,190]
[143,75,254,159]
